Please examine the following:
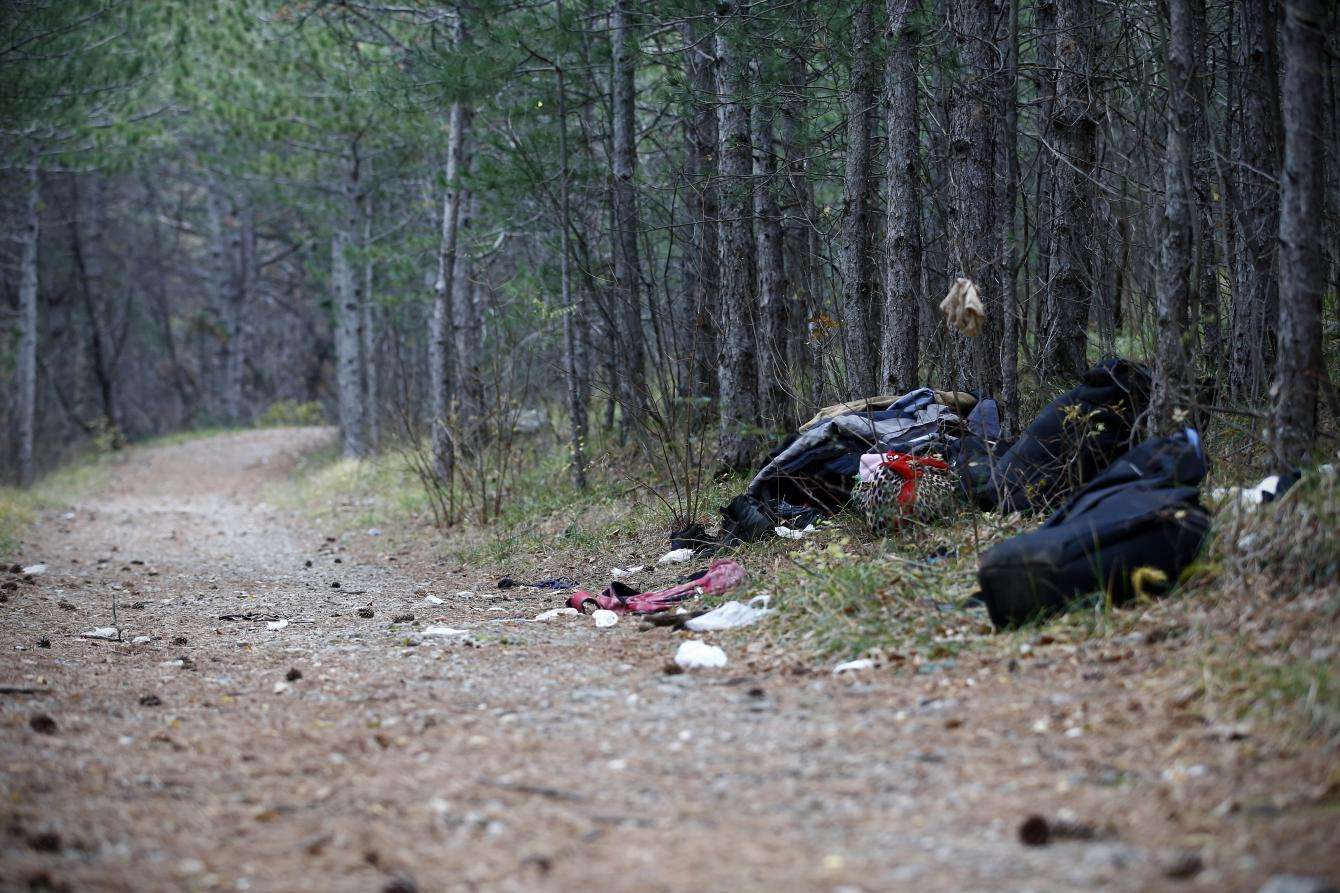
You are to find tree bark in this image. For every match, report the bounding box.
[556,1,588,490]
[681,19,719,409]
[431,98,471,479]
[752,79,791,430]
[333,143,366,458]
[1042,0,1098,381]
[361,179,379,451]
[1230,0,1280,400]
[1151,0,1201,433]
[883,0,923,394]
[998,0,1020,432]
[714,2,761,470]
[1272,0,1325,467]
[945,0,1002,393]
[840,0,878,396]
[452,191,483,450]
[611,0,646,429]
[16,148,39,487]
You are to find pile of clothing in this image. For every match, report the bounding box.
[671,357,1218,628]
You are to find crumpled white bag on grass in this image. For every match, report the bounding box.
[674,639,727,669]
[684,595,772,632]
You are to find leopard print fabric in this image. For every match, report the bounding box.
[852,453,961,534]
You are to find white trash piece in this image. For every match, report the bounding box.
[455,590,474,599]
[266,619,289,631]
[22,563,47,576]
[533,607,580,622]
[131,635,152,645]
[684,595,772,632]
[657,548,694,565]
[80,627,119,640]
[832,658,876,675]
[592,609,619,628]
[674,639,728,669]
[611,565,646,579]
[422,626,469,636]
[425,594,444,605]
[774,525,817,540]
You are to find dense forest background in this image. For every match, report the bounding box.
[2,0,1336,505]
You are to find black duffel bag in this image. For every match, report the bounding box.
[976,429,1211,628]
[960,357,1152,513]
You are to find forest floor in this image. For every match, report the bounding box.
[1,427,1337,892]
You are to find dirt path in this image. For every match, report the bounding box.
[2,429,1336,892]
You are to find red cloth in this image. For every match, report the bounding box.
[880,452,950,510]
[566,559,746,615]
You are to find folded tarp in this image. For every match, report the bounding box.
[958,358,1151,513]
[976,429,1210,628]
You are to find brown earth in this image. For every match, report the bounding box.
[1,428,1336,892]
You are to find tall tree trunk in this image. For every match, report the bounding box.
[611,0,646,430]
[556,2,588,490]
[228,197,252,425]
[681,19,719,410]
[840,0,878,396]
[333,143,366,458]
[779,52,819,405]
[205,182,236,425]
[714,2,761,470]
[752,81,791,429]
[1230,0,1281,400]
[431,99,471,480]
[883,0,923,393]
[361,179,379,451]
[16,148,39,487]
[945,0,1002,393]
[452,191,483,450]
[1043,0,1098,381]
[72,176,124,446]
[1031,0,1057,344]
[998,0,1020,432]
[1151,0,1201,432]
[1272,0,1325,466]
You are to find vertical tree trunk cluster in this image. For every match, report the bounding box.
[839,1,878,397]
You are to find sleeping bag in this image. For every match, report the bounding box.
[976,429,1211,628]
[959,358,1152,513]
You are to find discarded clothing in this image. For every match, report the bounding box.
[958,358,1152,514]
[976,429,1211,628]
[940,277,985,336]
[567,559,746,615]
[1210,470,1301,509]
[683,594,772,631]
[852,452,959,533]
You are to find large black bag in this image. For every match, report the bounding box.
[960,358,1152,513]
[976,429,1211,628]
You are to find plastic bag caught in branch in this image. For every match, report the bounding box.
[940,277,985,337]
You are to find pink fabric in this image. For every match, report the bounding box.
[567,559,746,615]
[858,453,887,482]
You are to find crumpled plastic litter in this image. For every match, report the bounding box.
[774,524,817,540]
[422,626,469,636]
[658,548,695,564]
[684,595,772,632]
[592,609,619,628]
[939,277,985,337]
[266,619,289,631]
[21,563,47,576]
[1211,474,1288,509]
[424,594,444,605]
[533,607,580,621]
[674,639,728,669]
[832,658,876,674]
[611,565,646,578]
[80,627,119,640]
[131,635,151,645]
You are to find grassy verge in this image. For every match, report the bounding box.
[0,451,117,559]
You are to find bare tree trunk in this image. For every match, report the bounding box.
[16,148,39,487]
[1230,0,1281,400]
[361,180,379,451]
[883,0,923,394]
[682,19,719,409]
[779,51,819,405]
[556,1,588,490]
[1032,0,1057,344]
[611,0,646,429]
[1043,0,1098,380]
[714,2,761,470]
[998,0,1020,431]
[205,182,235,424]
[946,0,1002,393]
[431,99,471,479]
[452,191,483,450]
[752,80,791,429]
[1151,0,1201,432]
[840,0,878,396]
[333,143,366,458]
[1272,0,1325,466]
[228,197,252,425]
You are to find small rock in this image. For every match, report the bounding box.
[1162,850,1203,880]
[383,876,417,893]
[286,667,303,682]
[1258,876,1339,893]
[29,714,57,735]
[139,694,163,707]
[331,581,341,589]
[27,831,61,852]
[170,636,188,647]
[356,607,374,618]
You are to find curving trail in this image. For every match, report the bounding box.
[1,429,1334,892]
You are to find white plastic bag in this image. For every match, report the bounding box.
[674,639,727,669]
[684,595,772,632]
